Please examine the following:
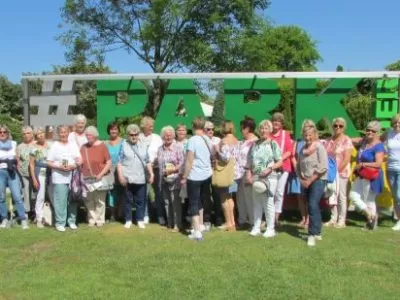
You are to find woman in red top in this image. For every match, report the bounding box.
[270,113,293,225]
[80,126,112,227]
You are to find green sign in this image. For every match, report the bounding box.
[96,78,399,138]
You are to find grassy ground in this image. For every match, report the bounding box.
[0,214,399,300]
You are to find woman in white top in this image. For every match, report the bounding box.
[68,114,88,149]
[383,114,400,231]
[139,116,163,225]
[47,125,81,232]
[0,124,29,229]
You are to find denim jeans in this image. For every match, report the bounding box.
[187,177,211,217]
[388,170,400,209]
[124,183,146,222]
[0,170,26,221]
[53,184,78,227]
[304,179,326,236]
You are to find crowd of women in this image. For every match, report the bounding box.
[1,112,400,246]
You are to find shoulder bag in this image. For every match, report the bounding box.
[83,145,114,191]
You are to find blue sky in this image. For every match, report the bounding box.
[1,0,399,83]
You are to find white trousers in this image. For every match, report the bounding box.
[328,176,349,224]
[237,178,254,225]
[253,178,278,231]
[34,174,46,222]
[274,172,289,214]
[85,190,107,225]
[349,178,377,216]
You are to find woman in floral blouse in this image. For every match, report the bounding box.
[156,126,184,231]
[323,118,353,228]
[29,127,52,228]
[246,120,282,238]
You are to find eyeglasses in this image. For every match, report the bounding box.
[365,129,377,133]
[333,124,344,129]
[205,128,214,132]
[129,133,139,137]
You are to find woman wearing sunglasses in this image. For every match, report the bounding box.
[117,124,154,229]
[324,118,353,228]
[349,121,384,230]
[382,114,400,231]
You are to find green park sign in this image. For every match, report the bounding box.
[22,73,399,139]
[97,77,399,138]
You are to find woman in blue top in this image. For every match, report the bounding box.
[350,121,385,230]
[105,122,124,222]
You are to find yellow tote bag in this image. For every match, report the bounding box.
[212,159,235,187]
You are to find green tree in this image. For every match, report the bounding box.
[0,75,23,119]
[239,25,321,72]
[385,60,400,70]
[60,0,271,116]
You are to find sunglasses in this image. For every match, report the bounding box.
[129,133,139,137]
[205,128,214,132]
[365,129,377,133]
[333,124,344,129]
[0,131,8,134]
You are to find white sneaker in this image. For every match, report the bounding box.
[203,222,211,232]
[392,221,400,231]
[56,225,66,232]
[143,216,149,224]
[0,219,8,229]
[37,222,45,229]
[249,228,261,237]
[307,236,316,247]
[199,224,206,232]
[69,223,78,230]
[21,220,29,230]
[263,229,276,238]
[137,221,145,229]
[188,230,203,241]
[315,235,322,241]
[124,221,132,229]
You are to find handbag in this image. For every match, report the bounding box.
[212,158,235,187]
[201,136,235,188]
[42,202,53,226]
[83,145,114,191]
[357,166,379,180]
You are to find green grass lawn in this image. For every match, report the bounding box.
[0,215,399,300]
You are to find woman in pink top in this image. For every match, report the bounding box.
[324,117,353,228]
[270,112,293,225]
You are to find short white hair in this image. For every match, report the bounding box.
[204,121,214,129]
[33,126,45,136]
[332,117,347,129]
[258,119,273,134]
[74,114,87,124]
[21,125,33,133]
[160,126,175,139]
[126,124,140,134]
[367,120,381,132]
[85,126,99,137]
[140,116,154,129]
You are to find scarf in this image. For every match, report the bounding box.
[0,140,12,151]
[302,142,317,156]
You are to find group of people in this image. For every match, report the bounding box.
[1,112,400,247]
